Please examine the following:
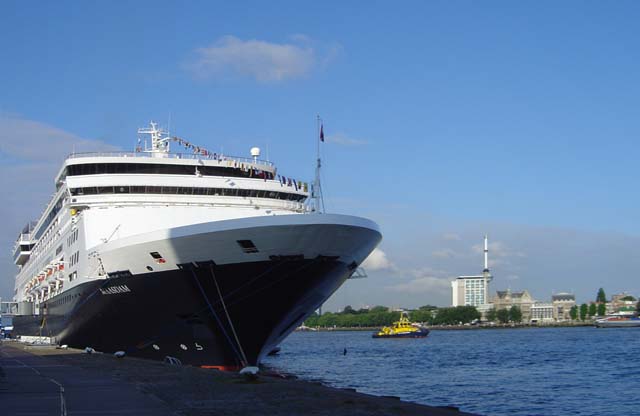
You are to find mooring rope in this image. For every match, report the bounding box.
[208,264,248,366]
[188,267,246,367]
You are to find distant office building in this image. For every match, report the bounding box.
[451,235,493,308]
[551,293,576,321]
[492,289,535,322]
[531,303,554,322]
[451,277,490,307]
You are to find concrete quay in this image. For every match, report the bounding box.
[0,341,476,416]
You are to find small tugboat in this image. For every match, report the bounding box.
[372,312,430,338]
[594,315,640,328]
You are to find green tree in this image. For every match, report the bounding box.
[496,308,510,324]
[509,305,523,323]
[409,309,433,324]
[304,312,320,327]
[569,305,578,320]
[588,303,597,317]
[579,303,588,320]
[485,308,498,322]
[342,305,355,314]
[596,288,607,303]
[597,303,606,316]
[432,306,480,325]
[636,301,640,314]
[318,312,338,327]
[620,295,636,302]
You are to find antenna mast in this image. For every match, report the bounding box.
[483,235,489,272]
[138,121,171,156]
[482,234,492,282]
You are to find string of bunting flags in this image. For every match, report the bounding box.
[171,136,217,158]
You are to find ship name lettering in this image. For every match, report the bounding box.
[100,285,131,295]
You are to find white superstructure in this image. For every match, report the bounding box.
[12,122,312,308]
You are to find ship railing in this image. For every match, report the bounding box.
[15,232,33,243]
[66,151,275,168]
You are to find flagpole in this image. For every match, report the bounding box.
[314,115,324,213]
[317,114,320,168]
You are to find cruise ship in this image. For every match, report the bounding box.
[11,122,381,369]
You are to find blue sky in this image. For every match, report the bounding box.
[2,1,640,308]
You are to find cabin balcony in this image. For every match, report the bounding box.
[13,233,35,266]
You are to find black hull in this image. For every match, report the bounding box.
[13,257,351,368]
[372,329,430,339]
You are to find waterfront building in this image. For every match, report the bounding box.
[551,293,576,321]
[610,293,637,315]
[451,235,493,308]
[530,303,554,323]
[491,289,535,322]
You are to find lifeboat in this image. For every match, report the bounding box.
[372,311,430,339]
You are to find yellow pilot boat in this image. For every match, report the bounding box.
[372,312,430,338]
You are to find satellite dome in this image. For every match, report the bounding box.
[250,147,261,158]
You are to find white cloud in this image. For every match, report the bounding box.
[386,276,452,294]
[472,240,525,258]
[326,132,368,146]
[383,264,453,294]
[442,232,461,241]
[0,114,118,299]
[432,248,457,259]
[362,248,393,271]
[0,114,117,161]
[472,240,526,267]
[184,35,320,83]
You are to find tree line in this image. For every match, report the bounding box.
[303,305,481,328]
[567,288,634,320]
[304,287,640,328]
[485,305,523,323]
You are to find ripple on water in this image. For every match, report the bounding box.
[263,327,640,416]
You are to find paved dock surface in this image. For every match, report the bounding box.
[0,341,476,416]
[0,342,173,416]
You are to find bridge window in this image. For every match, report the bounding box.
[69,186,306,202]
[66,162,274,180]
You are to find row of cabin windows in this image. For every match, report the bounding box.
[70,251,80,267]
[65,163,274,180]
[67,229,79,247]
[50,289,79,306]
[69,186,307,202]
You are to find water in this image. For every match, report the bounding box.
[263,327,640,415]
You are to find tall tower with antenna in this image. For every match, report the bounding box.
[451,234,493,308]
[482,235,493,306]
